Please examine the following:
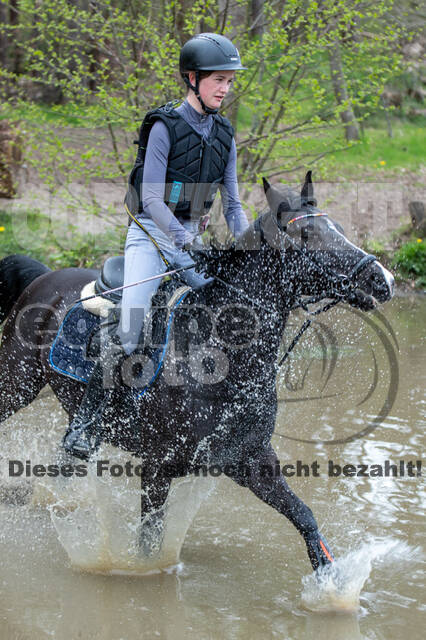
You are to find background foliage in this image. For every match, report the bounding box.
[0,0,416,215]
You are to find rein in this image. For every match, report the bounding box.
[278,299,339,366]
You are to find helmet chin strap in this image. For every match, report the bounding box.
[183,71,219,115]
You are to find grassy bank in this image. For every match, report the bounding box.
[364,226,426,291]
[0,209,125,269]
[392,239,426,289]
[322,119,425,177]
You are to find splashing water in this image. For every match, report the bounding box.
[301,539,422,613]
[32,444,219,575]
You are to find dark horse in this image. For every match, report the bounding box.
[0,174,394,573]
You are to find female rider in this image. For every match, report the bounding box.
[64,33,250,460]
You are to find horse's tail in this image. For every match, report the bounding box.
[0,254,51,324]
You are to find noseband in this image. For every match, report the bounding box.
[277,211,377,365]
[280,211,377,302]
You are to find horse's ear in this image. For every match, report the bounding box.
[301,170,314,203]
[263,178,293,217]
[262,177,271,193]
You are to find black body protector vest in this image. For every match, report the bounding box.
[125,102,234,222]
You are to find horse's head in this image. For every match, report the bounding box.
[260,172,394,307]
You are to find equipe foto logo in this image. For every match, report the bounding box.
[274,306,399,445]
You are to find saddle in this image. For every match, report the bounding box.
[49,256,191,394]
[94,255,126,304]
[81,256,190,350]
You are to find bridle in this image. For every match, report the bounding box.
[209,210,379,402]
[279,211,377,301]
[275,209,377,365]
[221,208,377,368]
[204,209,377,369]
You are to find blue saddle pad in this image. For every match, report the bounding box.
[49,291,190,397]
[50,303,99,383]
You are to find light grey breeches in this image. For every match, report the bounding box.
[116,218,210,354]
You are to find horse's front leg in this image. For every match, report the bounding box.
[228,445,334,572]
[139,465,172,556]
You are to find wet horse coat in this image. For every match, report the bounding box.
[0,175,394,570]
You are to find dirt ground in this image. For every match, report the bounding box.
[1,162,425,245]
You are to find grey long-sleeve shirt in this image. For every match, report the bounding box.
[140,99,249,248]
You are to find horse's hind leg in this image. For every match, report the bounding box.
[0,336,44,424]
[139,469,172,556]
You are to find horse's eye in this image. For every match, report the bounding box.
[301,227,309,241]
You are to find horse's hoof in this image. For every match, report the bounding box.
[62,427,100,461]
[305,531,335,572]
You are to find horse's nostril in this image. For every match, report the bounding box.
[370,268,395,298]
[370,272,388,289]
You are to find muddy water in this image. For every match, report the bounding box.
[0,296,424,639]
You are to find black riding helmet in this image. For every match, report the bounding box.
[180,33,246,114]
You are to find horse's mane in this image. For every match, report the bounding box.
[0,254,51,324]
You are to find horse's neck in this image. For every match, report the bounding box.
[204,264,288,385]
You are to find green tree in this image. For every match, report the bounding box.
[0,0,404,218]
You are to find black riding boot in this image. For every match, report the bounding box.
[63,337,132,460]
[62,358,109,460]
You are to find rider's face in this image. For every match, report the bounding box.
[189,70,235,110]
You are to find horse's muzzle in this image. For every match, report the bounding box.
[361,263,395,303]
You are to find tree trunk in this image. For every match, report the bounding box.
[250,0,264,38]
[0,3,9,70]
[329,41,360,142]
[409,202,426,236]
[0,120,22,198]
[239,0,264,168]
[9,0,22,75]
